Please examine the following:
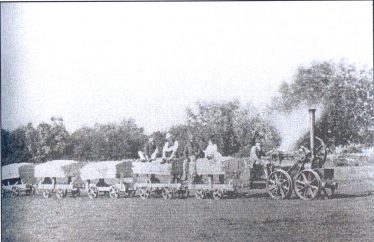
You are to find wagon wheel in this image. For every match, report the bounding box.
[88,186,98,199]
[195,189,206,199]
[212,189,224,200]
[76,188,80,197]
[11,187,20,197]
[42,189,51,199]
[266,169,292,200]
[28,186,36,196]
[109,186,120,199]
[161,188,174,200]
[138,187,150,200]
[294,169,321,201]
[56,189,66,199]
[298,136,327,167]
[178,187,189,199]
[128,190,136,198]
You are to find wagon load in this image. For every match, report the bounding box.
[80,160,134,199]
[1,163,36,198]
[2,163,36,185]
[196,156,241,175]
[80,160,133,181]
[35,160,79,178]
[132,159,171,175]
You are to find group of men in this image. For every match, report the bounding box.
[137,133,223,181]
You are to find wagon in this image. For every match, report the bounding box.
[1,163,36,198]
[132,158,188,199]
[188,158,236,200]
[35,160,82,199]
[80,160,134,199]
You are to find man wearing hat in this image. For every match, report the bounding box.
[138,137,159,162]
[161,133,179,163]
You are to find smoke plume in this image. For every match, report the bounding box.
[270,104,324,151]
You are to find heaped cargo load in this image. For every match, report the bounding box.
[34,160,79,178]
[132,158,171,175]
[80,160,133,181]
[2,163,36,185]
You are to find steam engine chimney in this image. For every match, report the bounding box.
[309,108,316,161]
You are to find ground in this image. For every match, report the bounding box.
[2,179,374,242]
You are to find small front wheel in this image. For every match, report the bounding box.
[42,189,51,199]
[195,189,206,199]
[109,187,119,199]
[138,187,150,200]
[88,186,98,199]
[212,189,223,200]
[56,189,66,199]
[161,188,173,200]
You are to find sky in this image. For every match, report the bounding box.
[1,2,373,134]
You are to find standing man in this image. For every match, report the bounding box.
[161,133,179,163]
[183,134,204,181]
[250,138,268,178]
[138,137,159,162]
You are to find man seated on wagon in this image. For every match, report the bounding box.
[161,133,179,164]
[204,138,222,160]
[138,137,159,162]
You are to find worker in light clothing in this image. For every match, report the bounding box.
[204,139,222,160]
[161,133,179,164]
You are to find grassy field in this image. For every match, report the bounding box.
[2,179,374,242]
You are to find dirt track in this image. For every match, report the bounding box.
[2,179,374,242]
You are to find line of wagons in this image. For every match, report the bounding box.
[1,148,338,201]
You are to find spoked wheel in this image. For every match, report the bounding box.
[266,169,292,200]
[195,189,206,199]
[178,188,189,199]
[299,136,327,167]
[212,189,224,200]
[42,189,51,199]
[27,187,36,196]
[161,188,174,200]
[109,186,119,199]
[56,189,66,199]
[88,186,98,199]
[11,187,20,197]
[294,169,321,201]
[138,187,150,200]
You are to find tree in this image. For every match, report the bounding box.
[273,61,374,147]
[184,100,281,157]
[70,118,147,161]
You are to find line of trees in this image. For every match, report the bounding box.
[2,60,373,165]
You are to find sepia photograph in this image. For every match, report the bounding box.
[1,1,373,241]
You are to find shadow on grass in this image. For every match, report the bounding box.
[332,192,374,199]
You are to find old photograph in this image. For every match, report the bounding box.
[1,1,373,241]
